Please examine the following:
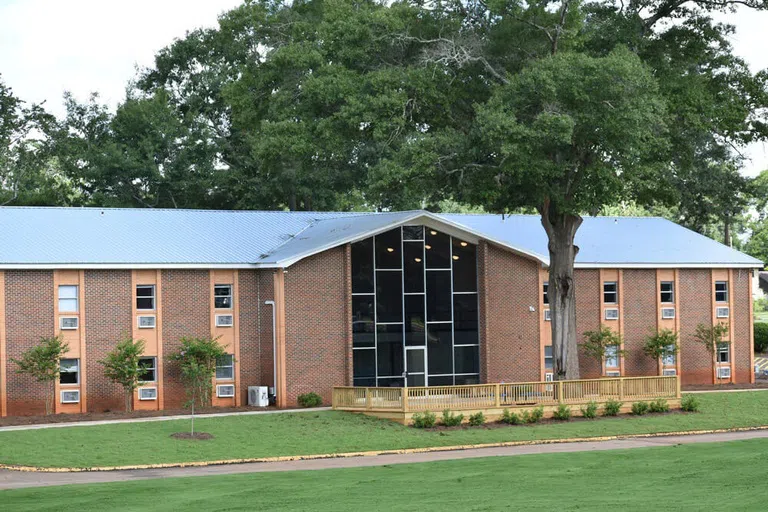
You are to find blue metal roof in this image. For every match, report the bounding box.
[0,207,760,268]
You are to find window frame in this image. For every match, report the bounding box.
[59,358,80,386]
[59,316,79,330]
[604,345,619,368]
[542,282,549,305]
[214,284,233,309]
[138,357,157,383]
[660,281,674,304]
[714,281,728,303]
[717,342,730,364]
[58,285,79,313]
[216,354,235,380]
[136,285,156,311]
[544,345,553,370]
[603,281,618,305]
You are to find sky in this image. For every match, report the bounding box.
[0,0,766,175]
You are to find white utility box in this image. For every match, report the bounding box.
[248,386,269,407]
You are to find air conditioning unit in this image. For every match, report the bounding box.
[61,389,80,404]
[216,314,234,327]
[544,309,551,321]
[605,370,621,377]
[604,308,619,320]
[248,386,269,407]
[138,315,156,329]
[60,317,79,330]
[138,387,157,401]
[217,384,236,398]
[716,307,730,319]
[661,307,675,319]
[717,366,731,379]
[662,369,677,376]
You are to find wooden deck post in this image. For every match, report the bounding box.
[365,387,371,410]
[619,377,625,401]
[676,375,681,399]
[402,387,409,412]
[495,383,500,407]
[557,381,563,404]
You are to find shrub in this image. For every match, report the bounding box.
[522,406,545,424]
[501,409,521,425]
[755,322,768,353]
[648,398,670,413]
[100,336,146,412]
[603,399,622,416]
[580,325,624,368]
[412,411,436,428]
[580,401,598,419]
[468,412,486,426]
[631,401,649,415]
[12,335,69,415]
[681,394,701,412]
[441,409,464,427]
[552,403,571,421]
[297,392,323,408]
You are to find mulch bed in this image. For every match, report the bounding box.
[0,405,274,428]
[170,432,214,440]
[682,382,768,392]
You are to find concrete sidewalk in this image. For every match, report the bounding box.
[2,429,768,490]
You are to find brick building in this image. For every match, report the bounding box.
[0,207,760,416]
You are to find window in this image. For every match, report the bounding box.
[544,309,551,321]
[662,345,676,366]
[604,346,619,368]
[543,282,549,305]
[715,281,728,303]
[60,317,79,330]
[544,345,553,370]
[58,285,78,313]
[717,343,730,364]
[136,285,155,310]
[660,281,674,303]
[214,285,232,309]
[216,354,234,380]
[603,282,618,304]
[139,357,156,382]
[60,358,79,385]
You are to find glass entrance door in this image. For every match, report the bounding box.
[405,347,426,387]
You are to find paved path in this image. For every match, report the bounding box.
[2,429,768,491]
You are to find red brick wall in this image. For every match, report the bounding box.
[482,244,540,383]
[238,269,275,400]
[5,271,54,416]
[84,270,132,412]
[574,269,601,378]
[161,270,210,409]
[283,246,350,406]
[679,269,713,384]
[623,269,658,376]
[733,269,752,383]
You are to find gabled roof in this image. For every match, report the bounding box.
[0,206,761,269]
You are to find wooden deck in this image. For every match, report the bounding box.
[332,376,681,424]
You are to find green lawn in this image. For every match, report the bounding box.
[1,391,766,468]
[3,438,768,511]
[755,311,768,323]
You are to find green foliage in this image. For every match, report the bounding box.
[500,409,521,425]
[552,404,572,421]
[522,406,545,424]
[411,411,436,428]
[441,409,464,427]
[580,325,625,366]
[693,323,730,358]
[580,401,598,419]
[631,402,649,416]
[11,335,69,415]
[755,297,768,314]
[754,323,768,354]
[468,412,486,427]
[603,400,622,416]
[648,399,670,414]
[100,336,146,412]
[297,392,323,408]
[643,329,679,366]
[681,395,701,413]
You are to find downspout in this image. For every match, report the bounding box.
[264,300,277,398]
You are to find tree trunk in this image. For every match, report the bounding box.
[723,216,732,247]
[125,390,132,412]
[540,204,582,380]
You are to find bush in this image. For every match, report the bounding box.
[681,394,700,412]
[631,401,649,415]
[603,399,622,416]
[755,322,768,353]
[580,401,598,419]
[297,392,323,408]
[501,409,521,425]
[468,412,486,426]
[522,406,545,424]
[552,403,571,421]
[441,409,464,427]
[648,398,670,413]
[412,411,436,428]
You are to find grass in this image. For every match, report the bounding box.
[3,438,768,511]
[0,391,766,468]
[756,310,768,323]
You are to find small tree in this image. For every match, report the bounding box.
[168,336,227,435]
[12,336,69,415]
[100,336,147,412]
[693,323,730,384]
[643,329,679,375]
[580,325,624,375]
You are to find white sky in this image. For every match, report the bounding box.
[0,0,766,175]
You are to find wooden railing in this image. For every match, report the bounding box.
[332,376,680,413]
